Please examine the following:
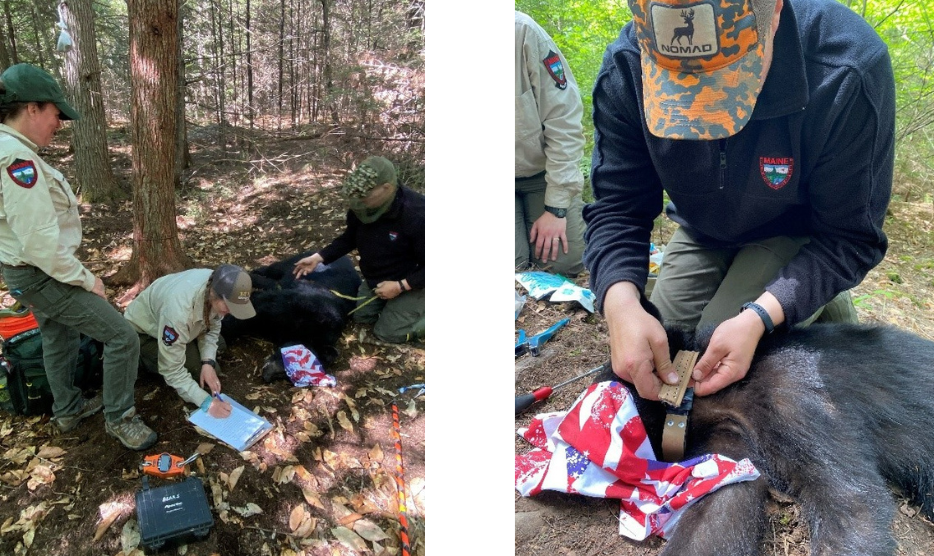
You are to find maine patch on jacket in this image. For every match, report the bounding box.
[760,157,794,190]
[542,50,568,90]
[6,158,38,189]
[162,325,179,346]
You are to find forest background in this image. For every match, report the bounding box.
[517,0,934,206]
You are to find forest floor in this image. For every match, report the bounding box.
[514,201,934,555]
[0,124,425,556]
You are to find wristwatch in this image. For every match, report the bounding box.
[201,359,217,369]
[544,205,568,218]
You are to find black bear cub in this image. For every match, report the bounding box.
[596,300,934,556]
[221,252,361,381]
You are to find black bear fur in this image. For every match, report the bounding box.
[221,252,361,382]
[595,299,934,555]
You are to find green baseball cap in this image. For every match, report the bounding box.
[341,156,397,198]
[0,63,80,121]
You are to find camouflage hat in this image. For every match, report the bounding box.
[0,63,80,121]
[341,156,397,198]
[629,0,777,140]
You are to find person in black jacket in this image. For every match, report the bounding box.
[584,0,894,400]
[294,157,424,344]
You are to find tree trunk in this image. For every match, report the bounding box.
[60,0,121,204]
[34,0,62,74]
[29,4,45,69]
[0,21,12,69]
[3,1,17,64]
[319,0,335,123]
[113,0,189,294]
[245,0,253,129]
[276,0,284,130]
[175,0,190,184]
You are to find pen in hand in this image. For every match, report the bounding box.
[208,391,232,419]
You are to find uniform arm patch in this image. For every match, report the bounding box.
[162,325,179,346]
[6,158,38,188]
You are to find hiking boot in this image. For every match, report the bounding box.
[358,329,395,347]
[52,394,104,433]
[105,407,157,450]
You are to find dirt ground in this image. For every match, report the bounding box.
[0,127,425,556]
[514,203,934,555]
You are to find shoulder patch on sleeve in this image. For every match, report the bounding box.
[6,158,38,188]
[542,50,568,90]
[162,325,179,346]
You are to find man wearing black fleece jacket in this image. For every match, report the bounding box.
[584,0,894,399]
[294,157,425,344]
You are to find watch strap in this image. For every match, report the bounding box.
[544,205,567,218]
[741,302,774,334]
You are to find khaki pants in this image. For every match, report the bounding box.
[353,282,425,343]
[650,228,858,331]
[515,172,586,277]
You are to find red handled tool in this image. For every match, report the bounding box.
[515,361,610,416]
[140,452,200,479]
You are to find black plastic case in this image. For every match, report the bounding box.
[136,476,214,552]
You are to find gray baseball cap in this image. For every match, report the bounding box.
[211,264,256,320]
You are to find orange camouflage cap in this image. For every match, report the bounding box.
[629,0,776,140]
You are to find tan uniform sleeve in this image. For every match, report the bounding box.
[157,318,211,408]
[197,315,222,362]
[1,157,94,290]
[516,15,585,208]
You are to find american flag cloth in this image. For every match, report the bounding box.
[280,344,336,387]
[515,381,759,540]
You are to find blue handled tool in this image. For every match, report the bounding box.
[515,317,570,357]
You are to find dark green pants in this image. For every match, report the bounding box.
[3,265,139,421]
[137,334,226,378]
[650,228,858,331]
[515,173,586,277]
[353,282,425,343]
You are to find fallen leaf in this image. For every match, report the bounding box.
[403,398,417,418]
[196,443,215,455]
[121,519,140,553]
[337,411,354,433]
[36,446,66,459]
[26,465,55,490]
[289,505,307,532]
[368,444,384,463]
[301,486,325,509]
[337,512,363,526]
[353,518,391,542]
[323,449,340,469]
[331,526,367,551]
[227,466,245,492]
[293,465,315,484]
[293,516,316,538]
[232,503,262,517]
[23,526,34,548]
[94,503,124,541]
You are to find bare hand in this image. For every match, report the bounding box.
[91,276,107,300]
[691,311,764,396]
[293,253,324,279]
[529,212,568,263]
[207,398,232,418]
[603,282,677,401]
[199,365,221,394]
[374,280,403,300]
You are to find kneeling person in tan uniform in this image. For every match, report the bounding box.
[125,265,256,418]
